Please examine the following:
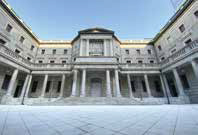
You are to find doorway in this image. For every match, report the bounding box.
[90,78,102,97]
[14,80,24,98]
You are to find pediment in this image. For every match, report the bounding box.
[79,28,114,34]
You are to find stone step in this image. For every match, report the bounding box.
[32,97,167,106]
[189,96,198,104]
[188,90,198,95]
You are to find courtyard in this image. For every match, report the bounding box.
[0,105,198,135]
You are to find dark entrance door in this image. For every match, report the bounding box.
[180,74,190,89]
[14,80,24,98]
[167,79,178,97]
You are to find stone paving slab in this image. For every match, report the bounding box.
[0,105,198,135]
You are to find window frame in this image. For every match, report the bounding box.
[194,10,198,18]
[50,60,55,64]
[38,60,43,63]
[147,49,152,54]
[52,49,56,55]
[64,49,67,54]
[41,49,45,54]
[125,49,129,55]
[136,49,140,54]
[158,45,162,51]
[15,49,21,54]
[179,24,185,33]
[6,24,13,33]
[19,36,25,43]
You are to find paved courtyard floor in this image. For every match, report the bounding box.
[0,105,198,135]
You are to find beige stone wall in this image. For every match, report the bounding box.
[120,44,157,64]
[0,6,39,62]
[154,1,198,62]
[36,44,72,63]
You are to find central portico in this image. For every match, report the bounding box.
[70,68,121,98]
[69,28,122,98]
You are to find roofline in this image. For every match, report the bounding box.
[0,0,40,43]
[150,0,194,44]
[0,0,195,45]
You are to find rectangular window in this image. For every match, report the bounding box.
[38,60,43,63]
[171,49,176,53]
[57,81,61,93]
[41,49,45,54]
[136,49,140,54]
[150,60,154,63]
[180,74,190,89]
[62,60,66,64]
[50,60,55,63]
[167,36,170,41]
[27,57,31,61]
[185,39,192,45]
[64,49,67,54]
[142,81,147,92]
[147,49,151,54]
[19,36,25,43]
[194,10,198,18]
[0,39,6,45]
[131,81,136,92]
[154,81,161,92]
[30,45,34,51]
[179,24,185,33]
[15,49,20,54]
[6,24,13,32]
[125,49,129,54]
[158,45,162,51]
[1,75,11,90]
[161,57,165,61]
[53,49,56,54]
[138,60,143,64]
[126,60,131,63]
[31,81,38,93]
[46,81,51,93]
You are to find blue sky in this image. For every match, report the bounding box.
[6,0,175,40]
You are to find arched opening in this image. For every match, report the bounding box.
[90,78,102,97]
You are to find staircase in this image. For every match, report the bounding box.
[188,80,198,103]
[31,97,167,106]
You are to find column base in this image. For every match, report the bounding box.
[106,95,112,98]
[115,94,122,98]
[1,95,12,104]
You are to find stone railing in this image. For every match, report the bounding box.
[0,43,32,66]
[160,39,198,67]
[0,43,72,70]
[74,56,118,64]
[1,39,197,71]
[120,63,160,69]
[31,63,71,70]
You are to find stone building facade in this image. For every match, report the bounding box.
[0,0,198,105]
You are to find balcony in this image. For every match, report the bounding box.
[160,39,198,67]
[74,56,118,64]
[0,43,71,70]
[120,63,160,70]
